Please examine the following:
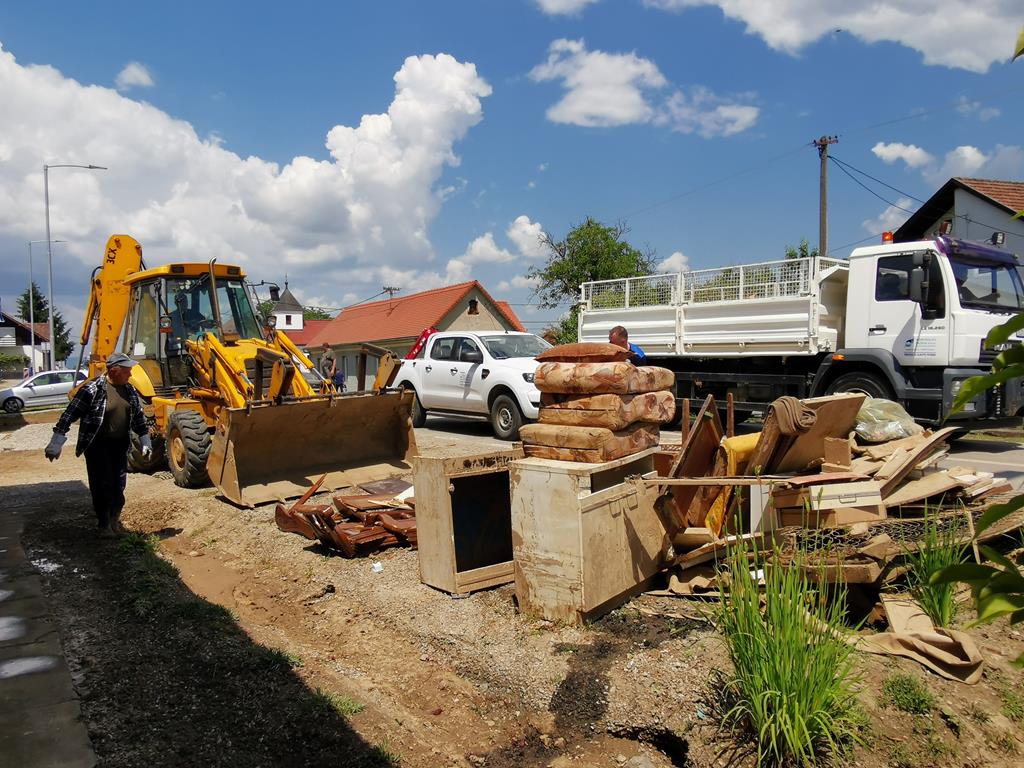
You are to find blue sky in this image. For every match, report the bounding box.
[1,1,1022,346]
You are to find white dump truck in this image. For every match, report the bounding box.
[578,236,1024,429]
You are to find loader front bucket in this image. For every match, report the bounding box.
[206,390,418,507]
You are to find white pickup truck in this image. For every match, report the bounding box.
[392,330,551,439]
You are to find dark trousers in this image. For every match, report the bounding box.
[84,436,129,527]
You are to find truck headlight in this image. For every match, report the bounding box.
[522,372,535,383]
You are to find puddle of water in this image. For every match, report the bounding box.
[0,615,27,641]
[0,656,58,679]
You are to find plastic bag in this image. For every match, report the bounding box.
[854,396,924,443]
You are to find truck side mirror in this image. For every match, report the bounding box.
[462,349,484,364]
[908,269,925,304]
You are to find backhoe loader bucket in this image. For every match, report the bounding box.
[207,390,417,507]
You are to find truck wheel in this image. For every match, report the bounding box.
[128,435,166,473]
[401,386,427,427]
[826,371,893,400]
[490,393,524,440]
[166,411,211,488]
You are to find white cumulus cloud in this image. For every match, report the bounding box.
[530,38,758,136]
[441,215,547,284]
[657,87,759,137]
[861,197,914,235]
[872,142,935,169]
[643,0,1020,73]
[535,0,600,15]
[657,251,690,272]
[115,61,154,91]
[0,43,493,319]
[530,38,668,127]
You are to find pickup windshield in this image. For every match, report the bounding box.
[948,256,1024,313]
[481,334,551,359]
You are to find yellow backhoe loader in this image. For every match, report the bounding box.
[73,234,416,507]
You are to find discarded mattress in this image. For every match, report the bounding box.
[535,342,632,363]
[535,361,675,395]
[539,391,676,430]
[520,422,660,462]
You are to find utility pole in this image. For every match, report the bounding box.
[814,135,838,257]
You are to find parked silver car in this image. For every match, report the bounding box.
[1,369,88,413]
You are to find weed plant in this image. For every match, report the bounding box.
[718,541,861,765]
[904,511,967,627]
[881,673,934,714]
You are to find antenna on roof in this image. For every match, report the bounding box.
[383,286,400,299]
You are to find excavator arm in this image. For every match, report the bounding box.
[74,235,144,382]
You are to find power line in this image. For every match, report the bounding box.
[828,156,917,214]
[830,155,926,204]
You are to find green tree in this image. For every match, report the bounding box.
[784,238,819,260]
[17,282,73,364]
[302,306,332,320]
[528,218,655,309]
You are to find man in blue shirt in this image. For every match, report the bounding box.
[609,325,646,364]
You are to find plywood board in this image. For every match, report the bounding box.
[882,471,962,508]
[774,393,865,473]
[864,433,928,460]
[879,426,958,498]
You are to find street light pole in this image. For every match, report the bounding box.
[27,239,66,374]
[43,162,106,368]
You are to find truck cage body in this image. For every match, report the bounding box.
[578,255,850,358]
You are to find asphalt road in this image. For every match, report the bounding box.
[417,415,1024,490]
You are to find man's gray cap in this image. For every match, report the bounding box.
[106,352,138,369]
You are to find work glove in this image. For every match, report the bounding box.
[44,432,67,462]
[139,433,153,459]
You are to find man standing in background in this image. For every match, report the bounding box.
[609,325,646,364]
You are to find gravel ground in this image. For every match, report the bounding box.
[0,421,77,451]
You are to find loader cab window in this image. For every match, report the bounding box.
[124,282,160,360]
[165,277,261,343]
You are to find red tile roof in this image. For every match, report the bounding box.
[282,319,332,348]
[957,178,1024,214]
[308,281,525,347]
[1,311,50,341]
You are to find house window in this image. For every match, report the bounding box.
[285,314,292,324]
[468,299,479,315]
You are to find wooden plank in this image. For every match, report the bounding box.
[675,532,765,570]
[872,447,912,480]
[864,432,927,460]
[672,527,714,550]
[774,393,865,473]
[882,471,962,508]
[879,427,958,498]
[850,455,885,475]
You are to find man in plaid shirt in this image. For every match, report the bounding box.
[46,352,153,537]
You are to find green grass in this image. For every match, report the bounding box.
[313,688,365,717]
[881,674,935,715]
[371,739,402,766]
[717,543,861,766]
[999,685,1024,722]
[903,512,967,628]
[250,645,303,670]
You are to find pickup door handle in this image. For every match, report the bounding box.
[450,368,459,375]
[869,324,887,334]
[424,365,432,373]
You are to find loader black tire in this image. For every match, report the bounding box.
[401,386,427,428]
[128,434,166,474]
[166,410,211,488]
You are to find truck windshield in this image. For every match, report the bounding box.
[948,256,1024,313]
[481,334,551,359]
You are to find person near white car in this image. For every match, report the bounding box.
[45,353,153,538]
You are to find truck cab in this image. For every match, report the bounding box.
[393,330,550,439]
[829,236,1024,425]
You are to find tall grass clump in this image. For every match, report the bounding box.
[904,511,967,627]
[718,542,861,766]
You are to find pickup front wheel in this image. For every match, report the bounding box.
[401,385,427,428]
[490,393,524,441]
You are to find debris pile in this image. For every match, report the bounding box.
[520,342,676,462]
[275,475,417,558]
[661,392,1018,592]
